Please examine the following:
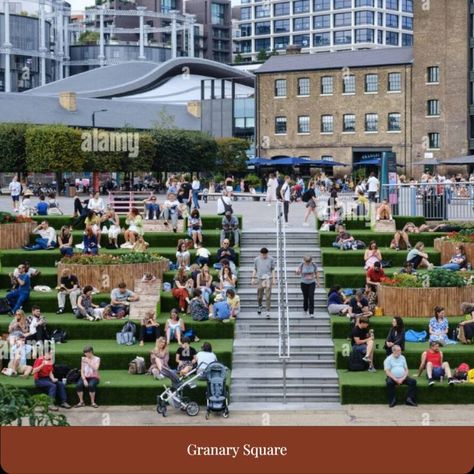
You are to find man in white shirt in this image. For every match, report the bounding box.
[191,176,201,210]
[23,221,56,251]
[217,191,233,216]
[280,175,291,225]
[9,176,22,212]
[196,342,218,376]
[367,172,380,202]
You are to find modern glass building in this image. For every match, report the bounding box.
[234,0,413,62]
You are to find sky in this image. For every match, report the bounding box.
[68,0,240,12]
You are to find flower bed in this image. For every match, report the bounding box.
[434,237,474,266]
[57,253,169,291]
[0,213,35,249]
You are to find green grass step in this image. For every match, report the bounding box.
[323,266,399,289]
[322,248,440,267]
[319,231,446,248]
[0,369,230,406]
[0,312,234,341]
[330,316,465,339]
[316,216,426,231]
[333,338,474,370]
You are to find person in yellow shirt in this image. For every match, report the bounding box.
[226,289,240,319]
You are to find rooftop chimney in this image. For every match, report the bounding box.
[286,44,302,55]
[59,92,77,112]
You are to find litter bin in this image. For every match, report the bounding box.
[68,185,77,198]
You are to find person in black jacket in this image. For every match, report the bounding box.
[384,316,405,356]
[216,239,237,270]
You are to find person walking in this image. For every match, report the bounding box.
[9,175,22,212]
[251,247,276,319]
[191,175,201,209]
[280,176,291,226]
[266,173,278,206]
[367,172,380,203]
[303,181,318,226]
[296,256,321,318]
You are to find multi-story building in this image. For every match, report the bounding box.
[234,0,414,62]
[185,0,233,63]
[254,0,472,177]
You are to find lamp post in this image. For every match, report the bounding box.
[91,109,107,193]
[92,109,108,128]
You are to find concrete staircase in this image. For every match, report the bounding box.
[230,228,340,410]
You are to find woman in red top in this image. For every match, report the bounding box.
[416,341,454,386]
[32,352,71,411]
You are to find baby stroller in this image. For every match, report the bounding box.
[204,362,229,419]
[156,367,200,417]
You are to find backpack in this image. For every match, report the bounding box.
[302,189,313,203]
[220,197,233,214]
[128,356,146,375]
[53,364,70,380]
[352,240,366,250]
[454,363,470,380]
[51,329,67,344]
[66,368,81,384]
[122,321,137,336]
[467,369,474,384]
[0,298,11,315]
[348,348,369,371]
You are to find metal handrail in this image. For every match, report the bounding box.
[275,201,290,402]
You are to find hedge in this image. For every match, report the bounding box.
[316,216,426,231]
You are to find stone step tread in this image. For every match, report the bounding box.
[231,383,340,389]
[228,402,342,411]
[230,395,341,402]
[231,368,338,378]
[233,337,333,346]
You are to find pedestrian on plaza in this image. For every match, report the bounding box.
[266,173,278,206]
[367,172,380,203]
[280,175,291,226]
[251,247,276,319]
[191,175,201,209]
[302,181,318,227]
[296,256,321,318]
[9,175,22,212]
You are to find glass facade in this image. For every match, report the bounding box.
[343,114,356,132]
[211,3,226,25]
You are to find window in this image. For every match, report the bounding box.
[386,13,399,28]
[274,2,290,16]
[356,0,374,6]
[428,132,440,149]
[240,7,251,20]
[211,3,226,25]
[240,24,251,37]
[314,15,330,29]
[321,115,334,133]
[343,75,355,93]
[239,40,252,53]
[321,76,333,94]
[365,113,378,132]
[402,34,413,46]
[334,0,351,9]
[255,21,271,35]
[314,0,330,11]
[255,4,270,18]
[334,12,352,27]
[255,38,271,51]
[356,28,374,42]
[294,17,310,31]
[293,0,310,13]
[274,36,290,49]
[314,32,330,46]
[274,19,290,33]
[298,77,310,95]
[365,74,378,93]
[401,16,413,29]
[275,117,287,134]
[334,30,352,44]
[386,0,399,10]
[293,34,310,47]
[388,113,401,131]
[402,0,413,12]
[343,114,356,132]
[355,11,374,25]
[386,31,399,45]
[275,79,287,97]
[388,72,401,92]
[427,66,440,83]
[427,100,440,116]
[377,12,383,26]
[298,116,310,133]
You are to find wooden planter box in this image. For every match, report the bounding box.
[434,238,474,266]
[57,260,169,293]
[0,222,36,249]
[378,285,474,317]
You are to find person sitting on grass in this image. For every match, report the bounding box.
[36,194,49,216]
[175,337,197,377]
[211,294,232,322]
[165,309,185,345]
[390,228,412,251]
[6,263,31,314]
[416,340,455,386]
[376,199,393,221]
[162,192,179,232]
[123,208,143,247]
[8,310,30,340]
[149,337,170,379]
[82,225,99,255]
[75,346,100,408]
[132,235,149,253]
[196,342,218,375]
[226,288,240,319]
[441,244,468,271]
[215,239,237,273]
[11,260,41,281]
[84,210,102,246]
[76,286,103,321]
[26,305,48,343]
[220,211,240,247]
[139,311,162,346]
[364,241,382,270]
[332,225,354,250]
[351,316,376,373]
[399,261,417,275]
[189,288,210,321]
[58,225,74,258]
[23,220,56,251]
[384,316,405,356]
[87,191,105,216]
[459,302,474,343]
[406,241,433,270]
[110,282,139,318]
[196,265,214,304]
[364,284,378,315]
[384,345,417,407]
[219,266,237,293]
[57,268,80,314]
[176,241,191,268]
[32,351,71,411]
[2,336,33,378]
[366,261,386,289]
[429,306,449,345]
[172,267,194,313]
[195,242,211,267]
[188,209,203,249]
[101,206,121,249]
[327,286,353,317]
[349,290,372,321]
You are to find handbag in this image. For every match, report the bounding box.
[116,332,135,345]
[220,197,233,214]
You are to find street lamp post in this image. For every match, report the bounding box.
[91,109,108,193]
[92,109,108,128]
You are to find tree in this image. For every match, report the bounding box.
[0,123,27,173]
[25,125,84,172]
[256,49,268,61]
[234,53,244,64]
[78,31,100,45]
[216,137,249,174]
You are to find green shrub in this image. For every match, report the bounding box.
[425,269,470,288]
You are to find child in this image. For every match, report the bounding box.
[195,242,211,266]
